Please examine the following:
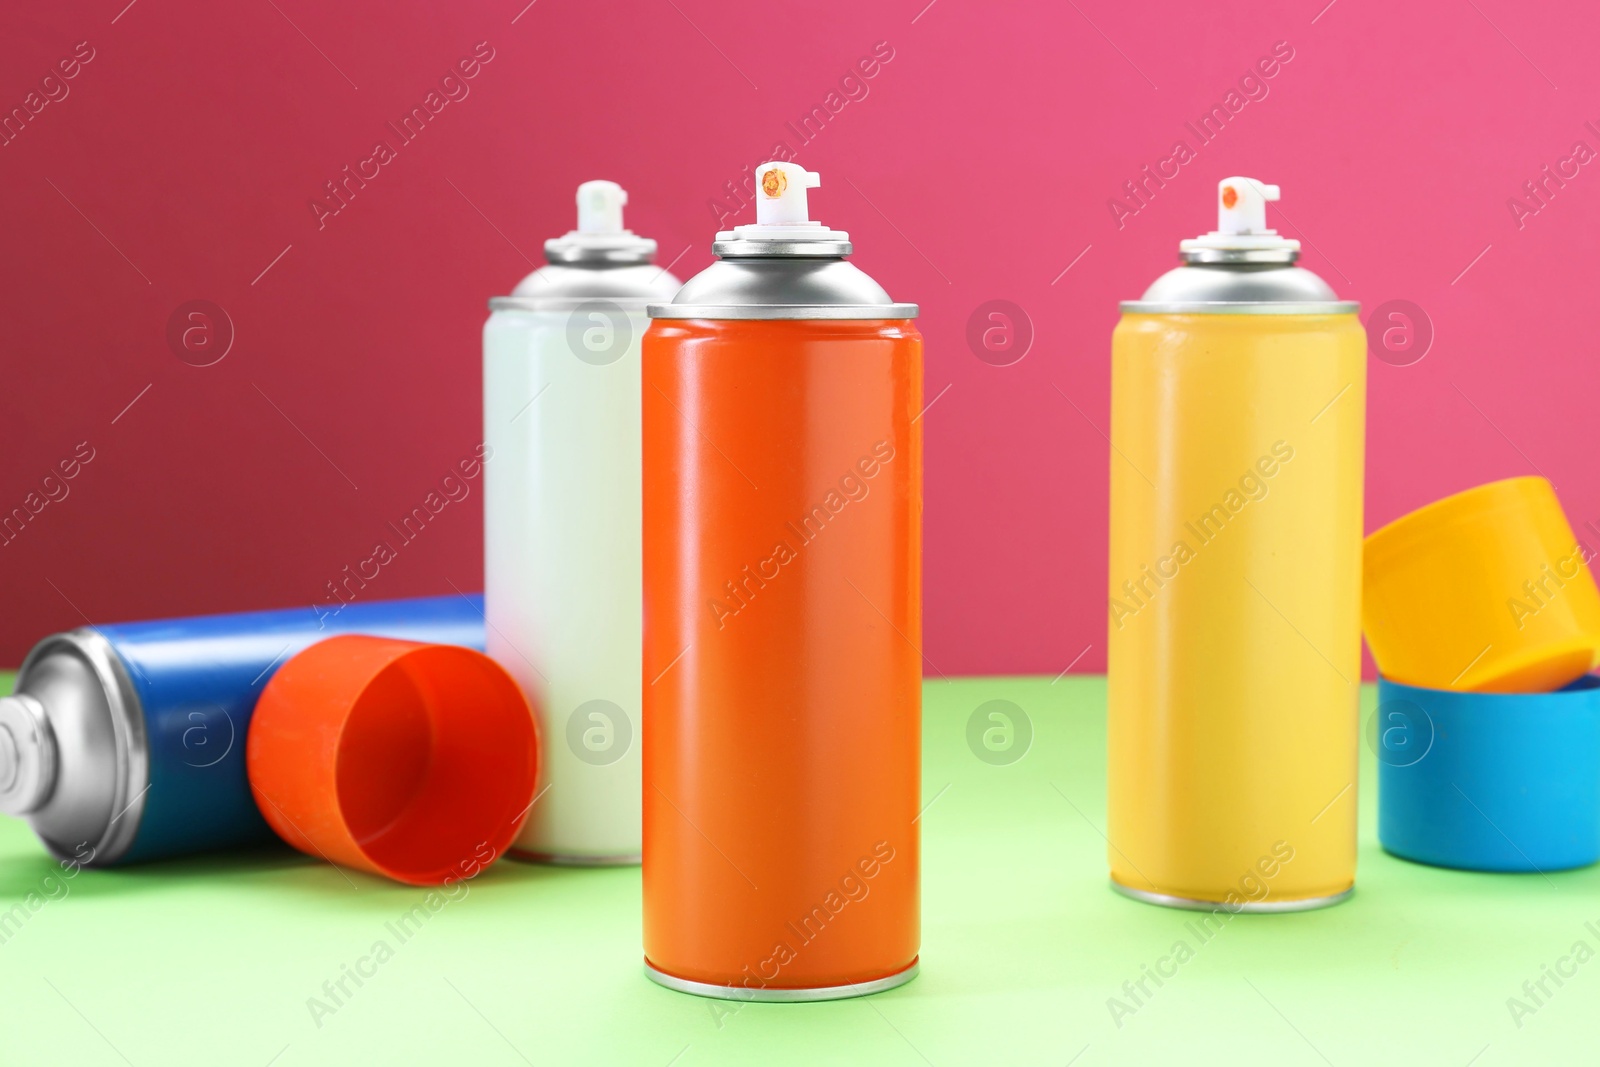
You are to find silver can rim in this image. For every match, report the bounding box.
[18,630,148,865]
[1179,247,1300,265]
[1111,880,1354,913]
[489,296,658,313]
[711,238,853,258]
[644,959,919,1002]
[544,243,657,266]
[1119,300,1360,315]
[648,303,920,320]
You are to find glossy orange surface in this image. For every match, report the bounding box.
[641,318,922,991]
[248,636,537,886]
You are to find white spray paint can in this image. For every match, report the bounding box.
[484,180,681,864]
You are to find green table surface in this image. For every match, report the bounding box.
[1,670,1595,1066]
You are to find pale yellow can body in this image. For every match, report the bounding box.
[1107,312,1367,907]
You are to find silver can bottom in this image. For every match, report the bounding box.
[644,959,919,1002]
[508,848,641,867]
[1111,880,1353,913]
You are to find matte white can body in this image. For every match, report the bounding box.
[484,306,648,862]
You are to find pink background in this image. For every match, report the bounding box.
[2,0,1596,674]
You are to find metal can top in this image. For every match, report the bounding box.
[650,161,917,321]
[4,631,146,864]
[490,262,682,314]
[1120,261,1358,315]
[1121,176,1357,316]
[650,257,919,320]
[490,180,682,312]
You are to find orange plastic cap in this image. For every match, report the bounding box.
[247,635,538,885]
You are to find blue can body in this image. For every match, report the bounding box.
[99,595,487,863]
[1376,675,1600,872]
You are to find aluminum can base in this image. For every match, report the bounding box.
[643,959,919,1002]
[1111,879,1353,913]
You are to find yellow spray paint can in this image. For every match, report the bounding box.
[1107,177,1366,911]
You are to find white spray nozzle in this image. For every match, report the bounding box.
[1217,177,1279,235]
[576,180,627,234]
[1179,175,1299,259]
[541,179,657,265]
[754,162,821,226]
[714,161,850,250]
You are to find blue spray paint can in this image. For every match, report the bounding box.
[0,594,486,865]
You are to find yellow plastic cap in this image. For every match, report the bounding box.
[1363,476,1600,693]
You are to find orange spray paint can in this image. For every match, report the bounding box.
[642,162,923,1001]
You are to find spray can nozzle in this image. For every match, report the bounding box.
[1180,176,1299,262]
[0,694,57,817]
[544,179,657,264]
[1217,178,1280,235]
[577,180,627,234]
[754,163,821,226]
[714,161,851,255]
